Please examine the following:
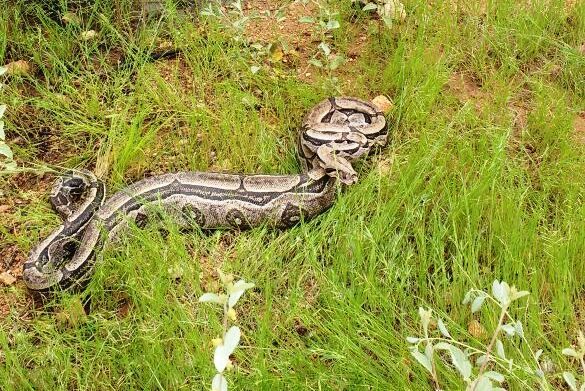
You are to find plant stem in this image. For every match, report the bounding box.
[472,305,508,390]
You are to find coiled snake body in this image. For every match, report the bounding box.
[23,97,388,291]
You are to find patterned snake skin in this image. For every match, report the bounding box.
[23,97,388,291]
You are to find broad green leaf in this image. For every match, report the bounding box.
[318,42,331,56]
[476,354,488,366]
[406,336,420,343]
[471,295,486,313]
[410,349,433,374]
[223,326,240,353]
[214,327,240,374]
[328,55,345,70]
[501,324,516,337]
[0,143,13,159]
[535,349,543,361]
[462,291,472,305]
[298,16,314,23]
[362,2,378,11]
[382,16,393,28]
[437,318,451,338]
[473,376,493,391]
[424,343,433,362]
[562,348,580,358]
[448,344,472,380]
[434,342,453,351]
[496,339,506,360]
[212,373,228,391]
[228,290,245,308]
[484,371,505,383]
[198,293,224,304]
[326,20,340,30]
[308,59,323,68]
[514,321,524,338]
[230,279,255,293]
[564,372,578,391]
[0,104,6,118]
[511,290,530,301]
[492,280,510,306]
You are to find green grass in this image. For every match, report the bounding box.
[1,0,585,389]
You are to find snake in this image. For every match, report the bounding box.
[23,97,388,291]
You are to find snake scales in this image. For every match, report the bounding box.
[23,97,388,291]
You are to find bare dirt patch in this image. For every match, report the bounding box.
[446,72,489,110]
[574,112,585,145]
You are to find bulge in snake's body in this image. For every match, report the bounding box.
[23,97,388,291]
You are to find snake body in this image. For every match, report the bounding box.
[23,97,388,291]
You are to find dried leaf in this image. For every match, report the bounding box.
[0,271,16,286]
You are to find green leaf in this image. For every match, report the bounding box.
[308,59,323,68]
[462,291,473,305]
[410,349,433,374]
[2,160,17,171]
[212,373,228,391]
[406,336,420,343]
[0,143,13,159]
[318,42,331,56]
[492,280,510,306]
[437,318,451,338]
[535,349,543,361]
[448,344,472,380]
[501,324,516,337]
[514,321,524,338]
[298,16,314,23]
[362,2,378,11]
[326,19,340,30]
[471,294,486,313]
[484,371,505,383]
[198,293,224,304]
[562,348,580,358]
[434,342,454,351]
[0,66,6,76]
[382,16,393,28]
[424,343,433,362]
[511,290,530,301]
[496,339,506,360]
[0,120,4,140]
[476,354,488,366]
[473,376,493,391]
[328,55,345,70]
[0,104,6,118]
[564,372,578,391]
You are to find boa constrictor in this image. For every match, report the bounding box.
[23,97,388,291]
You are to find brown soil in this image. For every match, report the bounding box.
[446,71,489,110]
[574,112,585,145]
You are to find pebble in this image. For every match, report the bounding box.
[372,95,393,114]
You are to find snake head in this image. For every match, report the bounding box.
[300,97,388,185]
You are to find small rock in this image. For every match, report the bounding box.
[61,12,81,25]
[4,60,32,76]
[0,271,16,286]
[372,95,393,114]
[80,30,98,41]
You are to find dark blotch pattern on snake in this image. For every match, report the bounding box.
[23,97,388,291]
